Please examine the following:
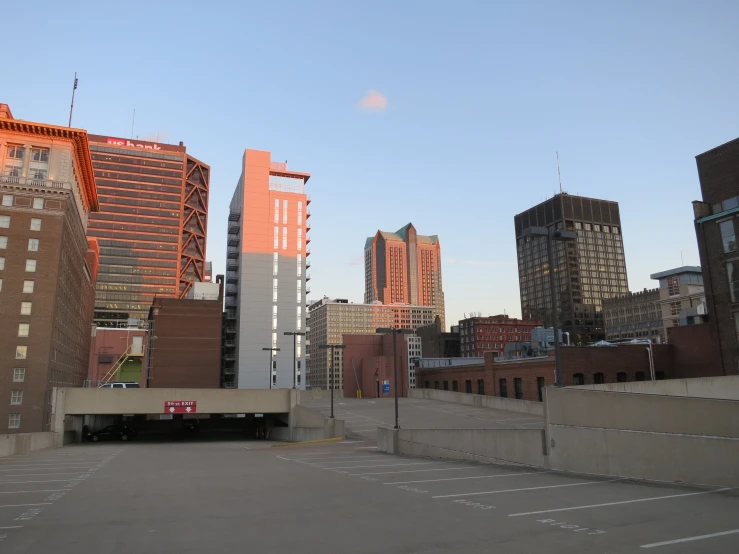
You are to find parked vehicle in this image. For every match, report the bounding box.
[88,425,137,442]
[99,382,140,389]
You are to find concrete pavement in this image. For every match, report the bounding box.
[2,439,737,553]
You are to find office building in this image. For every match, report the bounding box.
[364,223,446,329]
[416,316,460,358]
[458,315,542,357]
[603,289,663,342]
[0,104,99,433]
[226,150,310,389]
[306,297,433,390]
[651,266,706,331]
[515,193,628,344]
[86,135,210,327]
[693,136,739,375]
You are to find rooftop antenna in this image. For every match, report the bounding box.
[68,72,78,127]
[556,151,563,195]
[130,109,136,139]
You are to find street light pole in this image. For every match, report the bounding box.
[261,347,280,389]
[320,343,346,419]
[376,327,412,430]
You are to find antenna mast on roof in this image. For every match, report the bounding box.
[68,72,78,127]
[556,151,563,196]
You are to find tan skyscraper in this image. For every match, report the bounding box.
[364,223,445,329]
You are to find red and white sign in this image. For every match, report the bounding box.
[107,138,162,150]
[164,401,197,414]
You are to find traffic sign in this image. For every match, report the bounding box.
[382,380,390,394]
[164,401,197,414]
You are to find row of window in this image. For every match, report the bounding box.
[0,258,38,272]
[2,196,46,210]
[0,236,40,251]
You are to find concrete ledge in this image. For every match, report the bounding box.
[378,427,546,467]
[410,388,544,416]
[0,432,57,458]
[577,375,739,400]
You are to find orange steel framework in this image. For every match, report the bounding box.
[179,157,209,297]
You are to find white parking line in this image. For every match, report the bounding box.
[433,479,620,499]
[0,462,104,468]
[0,490,66,494]
[0,467,94,473]
[385,471,548,485]
[308,457,385,463]
[0,479,85,485]
[0,503,52,508]
[508,488,731,517]
[0,526,23,529]
[640,528,739,548]
[0,472,92,478]
[350,467,471,476]
[327,462,436,470]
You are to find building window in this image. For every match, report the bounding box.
[728,261,739,303]
[2,195,12,206]
[297,254,302,277]
[10,390,23,405]
[298,201,303,225]
[274,227,279,249]
[514,378,523,399]
[6,145,24,159]
[273,252,278,276]
[617,372,628,382]
[31,148,49,163]
[297,228,302,250]
[465,380,472,393]
[30,168,47,180]
[452,380,459,392]
[667,276,679,297]
[282,227,287,250]
[594,372,605,384]
[499,379,507,397]
[670,302,681,316]
[635,371,646,381]
[30,218,41,231]
[283,199,288,224]
[33,197,44,209]
[573,373,585,385]
[656,371,666,380]
[434,381,439,389]
[28,238,39,252]
[0,215,9,228]
[18,323,29,337]
[0,257,4,270]
[13,368,25,382]
[8,414,20,429]
[15,346,27,359]
[443,381,448,390]
[720,219,737,253]
[25,259,36,272]
[274,199,279,223]
[21,301,32,315]
[0,236,6,249]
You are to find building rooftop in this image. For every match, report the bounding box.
[649,266,702,280]
[365,222,439,248]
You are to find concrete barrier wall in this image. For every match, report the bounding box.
[299,390,344,401]
[0,432,57,458]
[546,387,739,438]
[287,405,345,442]
[577,375,739,400]
[61,387,295,415]
[545,387,739,486]
[409,388,544,416]
[378,427,546,467]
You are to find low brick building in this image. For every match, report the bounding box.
[342,333,410,398]
[418,345,673,403]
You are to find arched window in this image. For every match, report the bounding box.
[573,373,585,385]
[617,372,628,382]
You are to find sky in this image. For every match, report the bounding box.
[4,1,739,328]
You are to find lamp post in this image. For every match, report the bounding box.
[261,347,280,389]
[376,327,413,429]
[283,331,305,389]
[320,343,346,418]
[522,226,577,387]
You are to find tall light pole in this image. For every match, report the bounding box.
[376,327,413,429]
[320,343,346,418]
[284,331,305,389]
[522,226,577,387]
[261,347,280,389]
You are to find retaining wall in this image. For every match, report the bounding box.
[0,432,56,458]
[409,388,544,416]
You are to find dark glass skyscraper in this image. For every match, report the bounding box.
[514,193,628,344]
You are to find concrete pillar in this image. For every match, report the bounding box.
[50,387,67,447]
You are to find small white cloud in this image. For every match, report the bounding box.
[358,90,388,111]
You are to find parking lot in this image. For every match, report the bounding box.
[1,439,737,553]
[300,397,543,440]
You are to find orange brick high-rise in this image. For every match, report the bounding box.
[364,223,446,329]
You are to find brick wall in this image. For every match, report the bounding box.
[343,333,410,398]
[668,324,723,378]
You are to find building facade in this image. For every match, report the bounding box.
[515,193,628,344]
[306,297,433,390]
[693,136,739,375]
[342,333,411,399]
[227,150,310,389]
[458,315,542,357]
[87,327,147,386]
[651,266,706,331]
[364,223,445,329]
[603,289,663,342]
[0,104,99,433]
[416,316,460,359]
[86,135,210,327]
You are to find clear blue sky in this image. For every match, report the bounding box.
[5,1,739,327]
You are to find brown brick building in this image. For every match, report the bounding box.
[146,286,223,388]
[342,333,411,399]
[458,315,542,358]
[693,136,739,375]
[418,345,673,403]
[0,104,99,433]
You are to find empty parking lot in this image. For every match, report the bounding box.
[1,438,737,553]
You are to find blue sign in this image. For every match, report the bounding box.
[382,380,390,394]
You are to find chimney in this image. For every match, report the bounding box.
[0,104,14,119]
